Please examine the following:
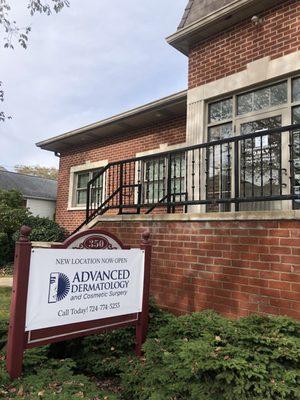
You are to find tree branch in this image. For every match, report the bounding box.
[0,0,70,121]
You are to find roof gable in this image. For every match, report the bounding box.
[178,0,236,30]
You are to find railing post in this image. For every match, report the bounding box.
[137,183,142,214]
[167,153,172,213]
[289,128,296,209]
[119,163,124,215]
[86,180,91,222]
[234,140,240,211]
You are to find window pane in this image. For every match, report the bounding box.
[92,171,99,178]
[237,92,253,115]
[77,173,89,189]
[91,171,103,205]
[206,142,231,213]
[77,190,87,204]
[237,81,287,115]
[144,159,165,202]
[91,187,102,204]
[171,154,185,196]
[271,82,287,106]
[293,106,300,124]
[145,159,164,181]
[253,87,270,111]
[208,123,232,141]
[291,106,300,209]
[143,155,186,202]
[240,116,282,200]
[293,78,300,102]
[92,173,103,188]
[209,99,232,123]
[240,116,282,135]
[172,154,185,176]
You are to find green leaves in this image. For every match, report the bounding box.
[21,214,68,242]
[0,1,70,51]
[121,311,300,400]
[0,189,67,267]
[0,189,24,208]
[28,0,70,16]
[1,0,70,122]
[0,189,29,265]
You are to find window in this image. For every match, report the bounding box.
[237,82,288,115]
[293,106,300,124]
[207,102,233,212]
[240,116,282,199]
[292,78,300,102]
[206,77,300,212]
[292,106,300,209]
[209,98,232,123]
[143,154,186,204]
[143,158,165,203]
[75,170,103,206]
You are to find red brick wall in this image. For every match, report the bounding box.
[189,0,300,89]
[56,115,186,232]
[98,219,300,320]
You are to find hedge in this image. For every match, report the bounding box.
[121,311,300,400]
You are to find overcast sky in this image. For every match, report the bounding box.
[0,0,188,170]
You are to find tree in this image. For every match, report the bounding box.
[0,188,67,266]
[14,164,58,179]
[0,189,28,265]
[0,0,70,121]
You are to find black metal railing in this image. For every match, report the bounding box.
[74,124,300,232]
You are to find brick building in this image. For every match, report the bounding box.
[37,0,300,319]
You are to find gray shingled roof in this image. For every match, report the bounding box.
[0,170,57,201]
[178,0,236,29]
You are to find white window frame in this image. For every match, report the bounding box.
[67,160,108,211]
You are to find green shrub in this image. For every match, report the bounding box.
[0,351,116,399]
[20,215,68,243]
[121,311,300,400]
[0,319,8,351]
[0,190,29,266]
[49,300,173,379]
[0,189,67,267]
[0,189,24,209]
[0,232,11,267]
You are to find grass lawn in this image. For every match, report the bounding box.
[0,287,11,319]
[0,264,14,277]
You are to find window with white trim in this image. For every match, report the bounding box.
[206,76,300,212]
[75,170,104,206]
[143,154,186,204]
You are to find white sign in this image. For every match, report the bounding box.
[255,135,268,148]
[25,248,145,331]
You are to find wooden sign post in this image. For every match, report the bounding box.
[6,227,151,379]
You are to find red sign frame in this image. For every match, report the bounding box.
[6,226,151,379]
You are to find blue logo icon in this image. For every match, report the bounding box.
[48,272,70,303]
